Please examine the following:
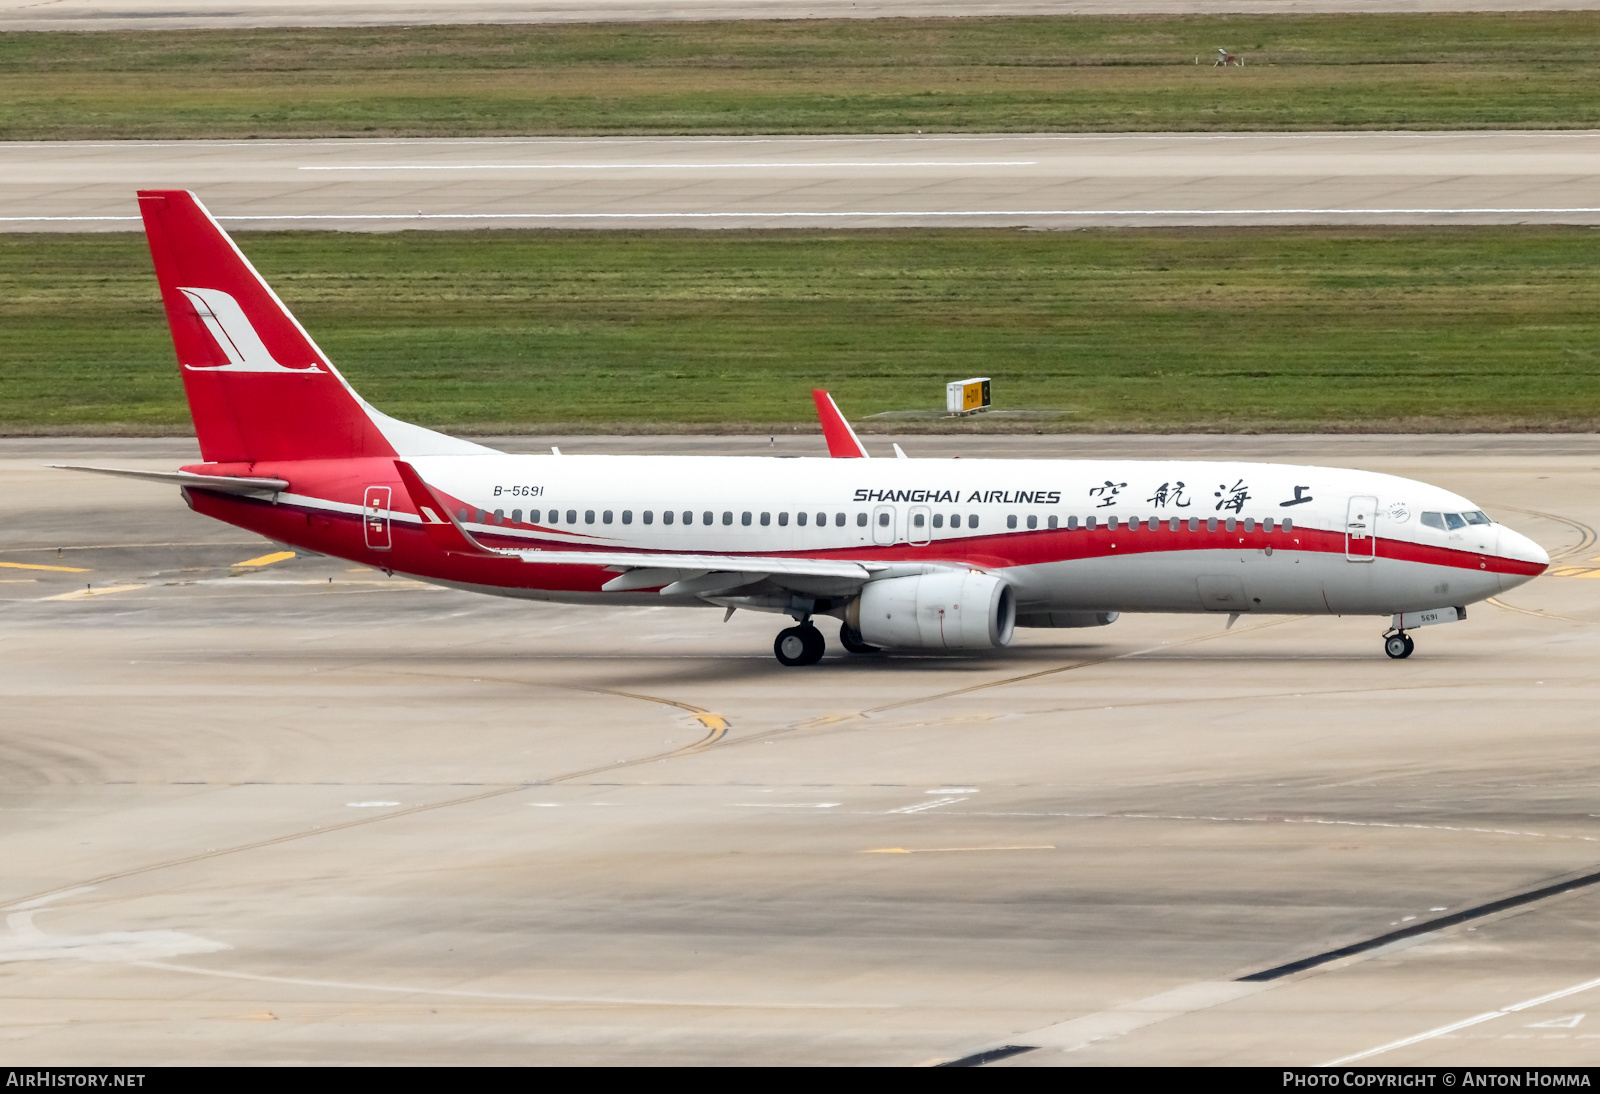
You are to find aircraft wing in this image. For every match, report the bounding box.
[52,465,290,496]
[515,550,878,593]
[393,459,881,590]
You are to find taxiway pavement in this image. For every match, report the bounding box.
[8,132,1600,232]
[3,434,1600,1065]
[4,1,1596,33]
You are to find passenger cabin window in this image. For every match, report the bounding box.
[703,511,713,525]
[857,513,868,527]
[877,512,890,527]
[1444,512,1467,531]
[1244,518,1254,532]
[778,512,788,526]
[621,511,632,525]
[603,510,613,524]
[1067,516,1078,530]
[1282,518,1293,532]
[969,515,980,529]
[585,510,595,525]
[741,512,752,526]
[1006,515,1017,529]
[1421,512,1445,530]
[797,512,808,527]
[723,511,733,526]
[643,511,653,525]
[836,513,846,527]
[913,513,925,528]
[933,514,944,529]
[1027,515,1038,530]
[1086,517,1097,531]
[1047,516,1058,530]
[760,512,770,526]
[512,509,522,523]
[683,511,693,525]
[1263,517,1273,532]
[663,510,674,525]
[566,509,577,524]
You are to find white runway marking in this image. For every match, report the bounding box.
[133,959,895,1009]
[3,887,97,912]
[301,161,1036,171]
[1328,976,1600,1064]
[888,796,967,814]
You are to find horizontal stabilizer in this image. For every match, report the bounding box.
[52,465,288,496]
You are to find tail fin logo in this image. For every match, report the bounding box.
[177,287,324,374]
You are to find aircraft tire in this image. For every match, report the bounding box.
[775,624,826,666]
[839,623,880,654]
[1384,634,1413,660]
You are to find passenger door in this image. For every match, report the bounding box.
[907,505,931,546]
[873,504,897,545]
[1345,495,1376,562]
[364,485,392,550]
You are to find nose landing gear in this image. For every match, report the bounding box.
[1383,631,1415,659]
[774,622,826,666]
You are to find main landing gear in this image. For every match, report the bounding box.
[1383,631,1415,660]
[774,622,826,666]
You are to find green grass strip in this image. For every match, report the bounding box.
[3,13,1599,138]
[4,226,1599,434]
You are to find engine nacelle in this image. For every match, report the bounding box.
[848,571,1016,650]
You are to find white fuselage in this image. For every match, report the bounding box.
[387,453,1547,618]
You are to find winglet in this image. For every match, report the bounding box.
[392,460,504,557]
[811,389,869,459]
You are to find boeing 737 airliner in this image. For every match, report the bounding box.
[59,191,1549,666]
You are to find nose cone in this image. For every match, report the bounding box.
[1497,526,1550,591]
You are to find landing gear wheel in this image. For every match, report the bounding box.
[1384,633,1414,660]
[775,624,825,666]
[839,623,879,654]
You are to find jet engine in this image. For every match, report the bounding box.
[847,571,1015,650]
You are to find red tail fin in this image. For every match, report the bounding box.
[138,189,395,464]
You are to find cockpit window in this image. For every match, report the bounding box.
[1444,512,1467,531]
[1421,512,1445,530]
[1464,510,1492,525]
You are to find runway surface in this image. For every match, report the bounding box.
[4,433,1600,1065]
[5,1,1595,32]
[8,132,1600,232]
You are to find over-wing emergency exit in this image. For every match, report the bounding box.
[57,191,1549,666]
